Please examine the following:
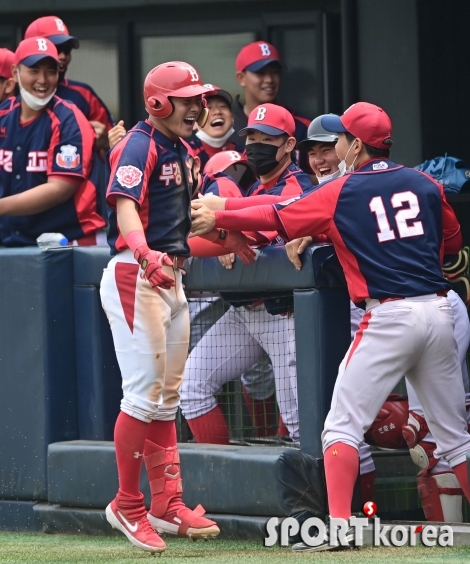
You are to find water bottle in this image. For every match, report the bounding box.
[36,233,69,251]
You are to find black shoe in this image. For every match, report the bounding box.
[291,525,355,553]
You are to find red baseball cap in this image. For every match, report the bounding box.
[203,84,233,106]
[0,48,15,79]
[236,41,282,73]
[321,102,393,150]
[25,16,79,49]
[239,103,295,137]
[15,37,59,67]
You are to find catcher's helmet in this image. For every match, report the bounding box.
[365,394,409,450]
[296,114,339,150]
[144,62,211,125]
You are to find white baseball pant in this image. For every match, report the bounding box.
[100,249,189,423]
[323,295,470,468]
[180,303,298,442]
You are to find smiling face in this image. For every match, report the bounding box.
[15,59,58,100]
[237,62,281,106]
[307,142,340,179]
[200,96,233,138]
[151,95,204,140]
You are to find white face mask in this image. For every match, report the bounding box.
[17,69,56,111]
[196,127,235,148]
[337,140,358,176]
[317,169,342,184]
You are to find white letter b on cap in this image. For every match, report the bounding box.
[255,107,267,121]
[260,43,271,56]
[36,38,48,51]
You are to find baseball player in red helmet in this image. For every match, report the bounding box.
[100,61,258,554]
[0,38,106,246]
[24,16,114,150]
[190,101,470,550]
[0,48,16,102]
[232,41,312,175]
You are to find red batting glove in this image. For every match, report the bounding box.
[126,230,175,292]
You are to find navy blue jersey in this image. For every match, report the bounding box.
[200,171,246,198]
[275,159,458,302]
[106,120,193,256]
[0,95,105,246]
[247,162,313,196]
[57,78,114,130]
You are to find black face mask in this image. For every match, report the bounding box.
[246,141,285,176]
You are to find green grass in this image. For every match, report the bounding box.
[0,533,470,564]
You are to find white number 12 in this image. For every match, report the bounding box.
[369,191,424,242]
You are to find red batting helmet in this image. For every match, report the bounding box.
[144,62,211,125]
[365,394,409,450]
[204,151,247,175]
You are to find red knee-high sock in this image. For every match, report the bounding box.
[360,471,376,505]
[452,461,470,501]
[146,419,176,448]
[277,414,289,437]
[114,411,149,497]
[242,386,277,437]
[324,442,359,519]
[186,406,230,444]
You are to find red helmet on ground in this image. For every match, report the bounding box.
[365,394,409,449]
[144,62,211,124]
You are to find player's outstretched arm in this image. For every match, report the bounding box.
[0,178,78,216]
[191,201,216,235]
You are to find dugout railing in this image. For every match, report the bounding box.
[0,245,429,535]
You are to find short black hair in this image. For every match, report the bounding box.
[345,131,390,159]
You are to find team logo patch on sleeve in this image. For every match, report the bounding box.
[116,165,143,188]
[56,145,80,169]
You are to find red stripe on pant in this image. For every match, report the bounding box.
[115,262,139,333]
[346,311,372,367]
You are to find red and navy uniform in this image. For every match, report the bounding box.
[274,159,457,302]
[231,96,312,174]
[200,171,247,198]
[106,120,193,257]
[247,162,313,197]
[57,77,114,130]
[0,95,106,246]
[187,135,245,172]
